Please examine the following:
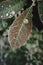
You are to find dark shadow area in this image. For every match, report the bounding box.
[24,0,32,10]
[32,0,43,31]
[0,0,6,2]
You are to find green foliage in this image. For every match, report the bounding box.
[0,0,27,19]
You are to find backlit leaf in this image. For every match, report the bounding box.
[8,7,32,50]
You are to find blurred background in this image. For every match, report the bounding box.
[0,0,43,65]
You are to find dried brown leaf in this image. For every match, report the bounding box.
[8,8,32,49]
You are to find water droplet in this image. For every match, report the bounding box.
[11,11,15,15]
[21,8,24,11]
[18,11,21,15]
[23,19,29,24]
[9,14,12,18]
[6,13,9,16]
[1,15,3,18]
[15,14,17,19]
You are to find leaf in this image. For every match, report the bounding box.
[38,1,43,23]
[0,0,27,19]
[8,7,32,49]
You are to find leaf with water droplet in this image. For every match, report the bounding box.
[0,0,28,19]
[8,6,32,50]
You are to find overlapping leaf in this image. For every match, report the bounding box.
[8,6,32,49]
[38,1,43,23]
